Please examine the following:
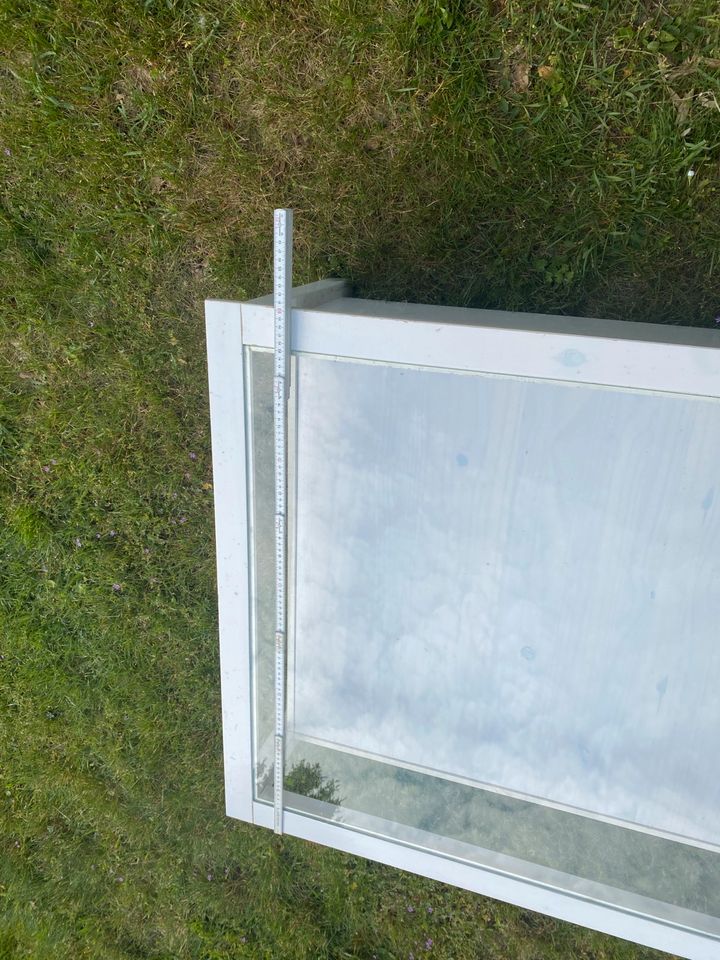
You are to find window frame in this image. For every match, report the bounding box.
[205,283,720,960]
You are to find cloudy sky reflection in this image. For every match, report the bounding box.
[292,355,720,848]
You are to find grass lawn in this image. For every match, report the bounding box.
[1,0,719,957]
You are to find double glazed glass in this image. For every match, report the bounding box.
[248,346,720,931]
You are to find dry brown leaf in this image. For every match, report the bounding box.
[665,56,699,79]
[538,64,556,81]
[511,61,530,92]
[698,90,720,111]
[669,88,693,127]
[666,56,720,80]
[126,64,154,90]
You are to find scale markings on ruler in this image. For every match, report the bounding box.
[272,208,292,836]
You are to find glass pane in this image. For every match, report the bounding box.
[247,349,275,794]
[286,354,720,922]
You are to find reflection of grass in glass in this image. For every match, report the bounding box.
[291,741,720,918]
[285,761,343,807]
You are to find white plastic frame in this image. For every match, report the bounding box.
[205,281,720,960]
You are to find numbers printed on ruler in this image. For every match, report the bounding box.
[272,208,292,835]
[274,516,286,634]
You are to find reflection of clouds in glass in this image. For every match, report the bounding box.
[251,350,277,763]
[292,356,720,848]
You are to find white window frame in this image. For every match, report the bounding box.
[205,281,720,960]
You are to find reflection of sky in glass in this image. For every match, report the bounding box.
[249,350,275,770]
[292,355,720,849]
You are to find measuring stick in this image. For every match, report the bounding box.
[273,208,292,835]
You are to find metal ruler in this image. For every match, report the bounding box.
[273,208,292,835]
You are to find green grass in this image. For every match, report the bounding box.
[1,0,719,957]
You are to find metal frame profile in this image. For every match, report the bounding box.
[205,279,720,960]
